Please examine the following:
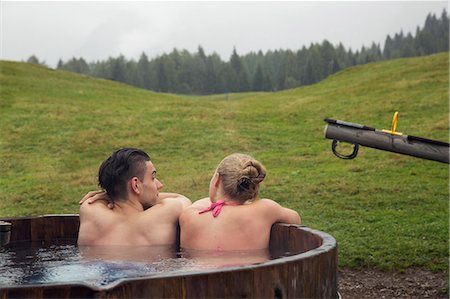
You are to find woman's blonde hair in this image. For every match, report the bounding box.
[216,153,266,202]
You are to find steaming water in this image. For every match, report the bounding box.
[0,241,279,288]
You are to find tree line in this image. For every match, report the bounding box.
[30,10,448,95]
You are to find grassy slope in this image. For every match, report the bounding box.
[0,53,448,271]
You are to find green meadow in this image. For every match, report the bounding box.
[0,53,448,272]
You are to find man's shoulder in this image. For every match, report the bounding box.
[78,201,117,245]
[180,198,210,215]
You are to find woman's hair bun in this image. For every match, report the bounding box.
[237,177,252,191]
[242,160,266,184]
[217,153,267,202]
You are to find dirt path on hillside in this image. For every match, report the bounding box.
[338,268,448,298]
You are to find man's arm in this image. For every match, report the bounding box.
[159,192,192,208]
[79,191,192,210]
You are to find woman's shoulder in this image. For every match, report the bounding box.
[251,198,281,208]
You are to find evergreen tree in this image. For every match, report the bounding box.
[331,57,340,74]
[222,63,236,93]
[319,40,336,77]
[110,55,127,82]
[400,33,416,57]
[439,10,449,51]
[57,59,63,69]
[302,45,323,85]
[383,35,394,59]
[294,46,308,84]
[124,60,138,86]
[62,57,89,74]
[26,55,46,66]
[52,9,448,95]
[197,45,207,61]
[335,43,350,69]
[156,59,169,92]
[27,55,39,64]
[281,50,298,88]
[416,30,434,55]
[230,47,243,74]
[229,47,250,92]
[194,46,208,93]
[252,64,265,91]
[176,50,196,93]
[137,52,151,89]
[262,73,273,91]
[205,53,224,94]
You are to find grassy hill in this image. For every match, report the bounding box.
[0,53,448,272]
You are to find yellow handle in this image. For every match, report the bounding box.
[391,111,399,132]
[382,111,403,136]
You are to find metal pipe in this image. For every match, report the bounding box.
[324,123,449,164]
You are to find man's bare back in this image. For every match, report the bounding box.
[77,148,191,246]
[78,196,186,246]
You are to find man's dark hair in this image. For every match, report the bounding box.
[98,148,150,200]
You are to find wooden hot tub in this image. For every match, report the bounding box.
[0,214,338,298]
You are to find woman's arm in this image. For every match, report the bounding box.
[277,206,301,224]
[78,190,114,208]
[259,198,301,225]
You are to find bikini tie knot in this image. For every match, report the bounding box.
[198,200,226,217]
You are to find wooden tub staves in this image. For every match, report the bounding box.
[0,214,338,298]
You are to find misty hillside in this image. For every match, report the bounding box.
[0,53,448,271]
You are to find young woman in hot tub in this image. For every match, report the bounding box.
[179,153,300,252]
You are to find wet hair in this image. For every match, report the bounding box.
[216,153,266,202]
[98,148,150,201]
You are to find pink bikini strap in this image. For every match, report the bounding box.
[198,200,226,217]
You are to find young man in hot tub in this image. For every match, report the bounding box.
[179,153,300,251]
[78,148,191,246]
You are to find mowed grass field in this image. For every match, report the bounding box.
[0,53,448,272]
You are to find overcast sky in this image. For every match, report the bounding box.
[1,1,447,67]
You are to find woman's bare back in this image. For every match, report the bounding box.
[180,198,299,250]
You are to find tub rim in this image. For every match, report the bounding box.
[0,214,337,292]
